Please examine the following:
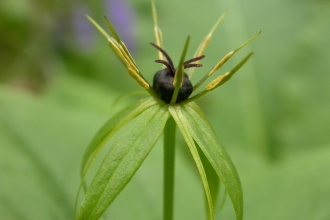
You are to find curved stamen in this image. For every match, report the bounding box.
[150,43,175,73]
[155,60,175,75]
[183,55,205,65]
[184,64,203,69]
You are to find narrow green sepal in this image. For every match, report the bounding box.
[103,16,122,45]
[170,36,190,104]
[229,52,254,76]
[103,16,136,67]
[86,15,111,40]
[206,52,254,91]
[234,31,261,53]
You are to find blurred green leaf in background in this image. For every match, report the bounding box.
[1,0,330,219]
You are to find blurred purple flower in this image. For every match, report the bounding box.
[105,0,137,52]
[54,1,136,53]
[71,5,95,51]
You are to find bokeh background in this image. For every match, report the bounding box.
[1,0,330,219]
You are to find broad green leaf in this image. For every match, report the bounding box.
[219,146,330,220]
[0,120,73,220]
[182,103,243,220]
[77,103,170,220]
[169,105,214,220]
[75,98,157,213]
[80,98,156,177]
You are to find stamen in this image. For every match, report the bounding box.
[183,55,205,65]
[151,43,205,75]
[184,64,203,69]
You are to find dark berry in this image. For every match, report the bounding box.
[153,68,193,103]
[150,42,205,103]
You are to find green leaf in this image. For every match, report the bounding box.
[197,142,220,207]
[182,102,243,220]
[169,105,214,220]
[219,147,330,220]
[80,98,156,177]
[75,98,158,214]
[77,103,170,220]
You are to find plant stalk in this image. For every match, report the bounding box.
[163,116,176,220]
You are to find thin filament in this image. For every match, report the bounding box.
[184,64,203,69]
[155,60,175,75]
[183,55,205,65]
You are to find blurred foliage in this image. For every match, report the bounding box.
[1,0,330,219]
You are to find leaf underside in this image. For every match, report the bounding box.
[169,105,214,220]
[169,102,243,220]
[185,103,243,220]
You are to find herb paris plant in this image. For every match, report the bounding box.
[75,1,260,220]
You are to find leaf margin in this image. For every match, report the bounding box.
[75,98,157,216]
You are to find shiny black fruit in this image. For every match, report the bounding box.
[153,68,193,103]
[150,42,205,103]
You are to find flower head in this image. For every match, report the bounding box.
[76,1,260,220]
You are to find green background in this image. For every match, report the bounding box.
[1,0,330,219]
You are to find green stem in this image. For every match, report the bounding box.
[163,116,176,220]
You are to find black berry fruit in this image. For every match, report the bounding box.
[150,43,205,103]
